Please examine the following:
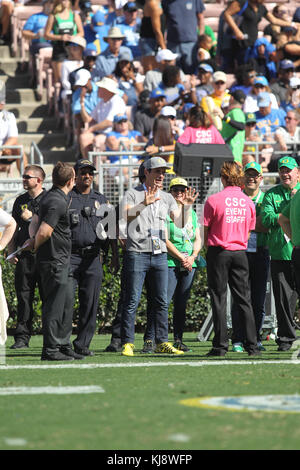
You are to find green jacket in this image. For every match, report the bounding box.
[261,182,300,260]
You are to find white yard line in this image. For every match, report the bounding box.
[0,359,299,370]
[0,385,104,395]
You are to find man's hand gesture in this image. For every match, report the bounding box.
[144,185,160,206]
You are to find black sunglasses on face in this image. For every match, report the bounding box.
[22,175,38,180]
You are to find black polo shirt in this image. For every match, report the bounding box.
[12,189,46,247]
[237,0,268,46]
[36,186,71,263]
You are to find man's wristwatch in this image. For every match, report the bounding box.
[158,146,165,153]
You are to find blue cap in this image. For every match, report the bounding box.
[123,2,137,11]
[182,102,195,114]
[83,43,97,57]
[254,76,269,87]
[257,91,271,107]
[92,10,105,26]
[198,63,213,73]
[113,114,128,123]
[279,59,295,70]
[150,88,166,99]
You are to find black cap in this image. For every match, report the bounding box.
[230,89,246,104]
[123,2,138,11]
[74,159,96,172]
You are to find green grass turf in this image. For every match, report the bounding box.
[0,333,300,451]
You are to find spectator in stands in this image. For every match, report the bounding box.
[79,76,126,158]
[231,161,269,352]
[83,9,110,55]
[68,45,98,91]
[133,88,166,139]
[255,91,286,137]
[0,81,27,175]
[243,112,262,165]
[61,35,86,100]
[160,105,182,139]
[91,26,133,82]
[22,0,53,57]
[263,4,292,44]
[143,48,184,92]
[189,63,214,105]
[71,68,98,143]
[229,64,257,95]
[243,76,278,113]
[105,0,126,26]
[221,90,246,165]
[44,0,84,83]
[250,37,277,80]
[139,0,166,72]
[223,0,292,68]
[178,104,225,145]
[157,65,185,106]
[145,115,175,172]
[203,161,260,357]
[114,59,144,109]
[118,2,141,59]
[201,71,230,131]
[270,59,295,107]
[0,0,14,45]
[275,108,300,154]
[162,0,205,74]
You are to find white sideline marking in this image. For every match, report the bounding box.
[4,438,27,446]
[0,359,299,370]
[0,385,104,395]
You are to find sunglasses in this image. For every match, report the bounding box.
[80,170,94,175]
[22,174,38,180]
[215,81,225,85]
[116,119,128,124]
[285,116,294,121]
[171,186,186,193]
[248,73,257,78]
[254,84,264,88]
[246,122,256,127]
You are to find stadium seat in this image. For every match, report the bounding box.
[33,47,53,101]
[11,5,42,57]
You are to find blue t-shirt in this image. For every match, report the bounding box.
[162,0,205,43]
[255,108,286,135]
[158,82,185,104]
[92,45,133,81]
[118,19,141,58]
[23,12,51,45]
[106,129,142,162]
[72,81,99,115]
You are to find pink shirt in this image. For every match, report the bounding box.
[204,186,256,250]
[178,125,225,145]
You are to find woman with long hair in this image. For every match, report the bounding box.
[145,115,176,172]
[44,0,84,82]
[178,105,225,144]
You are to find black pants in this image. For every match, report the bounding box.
[292,248,300,297]
[206,247,257,353]
[14,253,43,344]
[271,259,298,346]
[68,253,103,350]
[38,260,73,355]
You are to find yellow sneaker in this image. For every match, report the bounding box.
[155,342,184,355]
[121,343,135,357]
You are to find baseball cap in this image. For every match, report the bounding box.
[169,177,188,190]
[254,76,269,87]
[83,45,97,57]
[182,102,195,114]
[278,156,299,170]
[198,63,214,73]
[155,49,177,63]
[150,88,166,99]
[160,106,176,118]
[74,68,91,86]
[245,112,256,123]
[144,157,169,170]
[213,71,226,83]
[123,2,138,11]
[113,114,128,123]
[257,91,271,107]
[279,59,295,70]
[244,162,262,174]
[230,89,246,104]
[74,159,96,172]
[92,10,105,26]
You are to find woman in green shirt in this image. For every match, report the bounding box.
[44,0,84,82]
[166,177,201,351]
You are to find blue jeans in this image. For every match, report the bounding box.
[231,248,270,343]
[121,251,169,345]
[167,41,198,74]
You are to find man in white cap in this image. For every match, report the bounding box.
[91,26,133,81]
[79,76,126,158]
[61,36,87,100]
[120,156,198,357]
[143,48,185,92]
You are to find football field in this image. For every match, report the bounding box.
[1,333,300,453]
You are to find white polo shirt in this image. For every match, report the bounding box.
[91,94,126,134]
[0,110,18,146]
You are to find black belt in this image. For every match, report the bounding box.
[71,246,100,256]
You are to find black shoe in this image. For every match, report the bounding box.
[41,351,74,361]
[60,348,85,360]
[141,340,154,353]
[206,348,227,357]
[247,349,262,357]
[277,343,292,352]
[105,341,122,352]
[74,346,95,356]
[173,340,191,352]
[10,341,29,349]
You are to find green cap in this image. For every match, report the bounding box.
[244,161,262,174]
[278,156,298,170]
[245,112,256,123]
